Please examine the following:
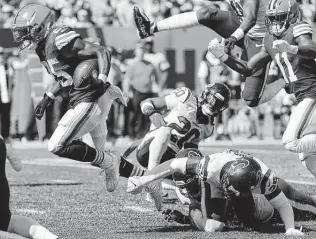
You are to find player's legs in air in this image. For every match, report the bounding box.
[282,98,316,179]
[133,6,240,41]
[47,92,120,192]
[0,137,58,239]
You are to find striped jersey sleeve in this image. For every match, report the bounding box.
[293,21,313,38]
[54,26,81,50]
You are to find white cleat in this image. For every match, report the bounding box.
[6,143,22,172]
[127,176,162,211]
[101,151,121,192]
[144,179,162,211]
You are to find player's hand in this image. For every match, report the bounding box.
[272,40,298,54]
[208,38,227,61]
[162,209,187,224]
[34,94,53,120]
[224,36,238,51]
[285,228,304,236]
[149,113,167,128]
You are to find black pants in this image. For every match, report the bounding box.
[0,103,11,139]
[130,90,157,139]
[0,137,11,231]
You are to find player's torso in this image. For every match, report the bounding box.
[264,23,316,102]
[228,0,268,38]
[36,26,105,107]
[36,26,82,84]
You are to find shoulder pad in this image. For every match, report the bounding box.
[293,21,313,38]
[54,26,81,50]
[261,169,278,195]
[170,87,192,103]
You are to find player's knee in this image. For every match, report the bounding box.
[196,7,218,25]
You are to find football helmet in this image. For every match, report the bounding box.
[220,152,262,198]
[173,148,204,199]
[265,0,299,37]
[12,4,55,51]
[198,83,231,117]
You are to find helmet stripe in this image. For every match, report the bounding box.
[268,0,278,10]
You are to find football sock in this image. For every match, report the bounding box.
[278,178,316,215]
[119,157,146,178]
[8,215,58,239]
[162,179,177,191]
[156,12,199,32]
[148,128,170,170]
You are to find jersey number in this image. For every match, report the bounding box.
[275,52,298,83]
[169,116,201,149]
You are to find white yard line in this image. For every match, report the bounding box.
[22,158,98,170]
[16,209,46,215]
[124,206,154,213]
[285,179,316,186]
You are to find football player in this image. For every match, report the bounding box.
[162,148,316,233]
[127,149,305,236]
[133,0,272,108]
[0,136,58,239]
[11,3,127,192]
[207,0,316,180]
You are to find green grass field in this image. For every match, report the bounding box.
[2,143,316,239]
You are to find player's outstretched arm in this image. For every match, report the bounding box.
[266,188,303,236]
[141,97,168,128]
[208,38,271,76]
[67,39,111,83]
[295,34,316,59]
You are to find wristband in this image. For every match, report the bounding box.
[45,92,55,99]
[231,28,245,41]
[141,101,155,116]
[98,73,107,82]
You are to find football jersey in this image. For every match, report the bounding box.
[152,87,214,152]
[198,150,278,196]
[35,26,105,107]
[228,0,269,38]
[263,21,316,102]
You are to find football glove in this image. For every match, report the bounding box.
[285,227,304,236]
[34,93,53,120]
[272,40,298,54]
[149,113,167,128]
[208,38,228,61]
[224,36,238,51]
[162,209,189,224]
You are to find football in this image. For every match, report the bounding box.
[73,58,99,88]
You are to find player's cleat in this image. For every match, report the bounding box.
[6,143,22,172]
[145,180,162,211]
[101,151,121,192]
[133,6,155,39]
[127,176,162,211]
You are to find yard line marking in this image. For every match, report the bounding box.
[16,209,46,215]
[124,206,154,213]
[22,158,98,170]
[285,179,316,186]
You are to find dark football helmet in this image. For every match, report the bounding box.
[198,83,231,117]
[265,0,299,37]
[173,148,204,199]
[12,4,55,51]
[220,150,262,198]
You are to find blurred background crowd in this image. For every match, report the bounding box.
[0,0,314,145]
[0,0,315,28]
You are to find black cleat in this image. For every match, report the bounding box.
[133,6,155,39]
